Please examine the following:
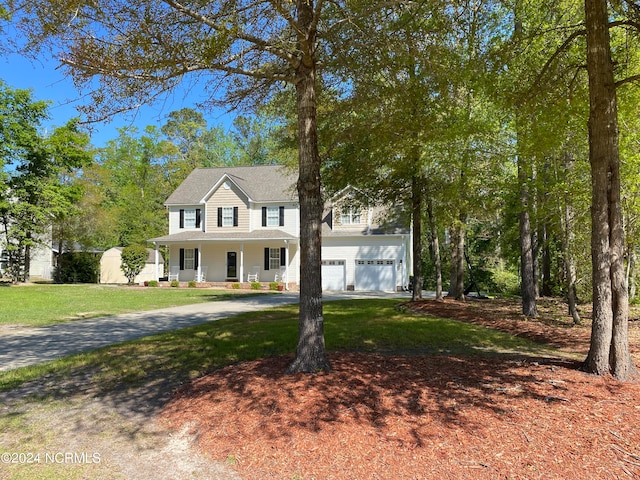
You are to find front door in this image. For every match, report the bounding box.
[227,252,237,279]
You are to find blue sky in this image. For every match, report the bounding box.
[1,52,236,148]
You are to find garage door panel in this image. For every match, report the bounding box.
[322,260,346,291]
[355,259,395,291]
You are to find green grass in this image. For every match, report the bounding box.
[0,299,564,393]
[0,284,264,327]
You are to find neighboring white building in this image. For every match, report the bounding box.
[100,247,164,284]
[150,165,411,291]
[0,227,55,281]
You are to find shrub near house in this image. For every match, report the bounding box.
[121,245,149,284]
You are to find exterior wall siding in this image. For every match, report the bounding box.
[332,205,370,231]
[168,205,203,235]
[249,203,299,236]
[205,183,250,232]
[322,236,408,289]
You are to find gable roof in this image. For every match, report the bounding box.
[165,165,298,205]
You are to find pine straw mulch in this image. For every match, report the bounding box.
[160,298,640,480]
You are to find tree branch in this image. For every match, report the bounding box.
[527,28,586,101]
[269,0,306,39]
[160,0,298,65]
[609,19,640,31]
[615,73,640,88]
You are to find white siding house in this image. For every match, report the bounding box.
[150,165,410,291]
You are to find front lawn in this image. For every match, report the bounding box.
[0,284,263,327]
[0,298,562,393]
[2,298,619,480]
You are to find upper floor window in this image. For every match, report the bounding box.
[267,207,280,226]
[184,209,196,228]
[222,207,234,227]
[217,206,239,227]
[180,208,201,229]
[262,206,285,227]
[340,206,361,225]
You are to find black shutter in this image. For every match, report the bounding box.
[233,207,239,227]
[217,207,222,227]
[262,207,267,227]
[280,247,286,266]
[279,206,285,226]
[264,248,270,271]
[179,248,185,270]
[179,209,185,228]
[194,248,199,269]
[195,209,201,229]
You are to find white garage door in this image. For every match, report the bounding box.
[355,259,395,291]
[322,260,346,290]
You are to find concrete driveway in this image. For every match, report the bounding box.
[0,291,411,372]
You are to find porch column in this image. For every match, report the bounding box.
[239,243,244,283]
[284,240,290,291]
[197,243,202,281]
[154,243,159,281]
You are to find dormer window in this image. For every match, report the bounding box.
[340,206,361,225]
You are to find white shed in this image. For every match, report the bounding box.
[100,247,164,284]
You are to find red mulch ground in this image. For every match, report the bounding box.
[160,298,640,480]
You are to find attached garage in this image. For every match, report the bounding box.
[322,259,346,291]
[355,259,396,291]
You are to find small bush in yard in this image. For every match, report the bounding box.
[188,281,197,288]
[231,283,241,289]
[250,282,261,290]
[121,245,149,284]
[170,280,179,288]
[269,282,279,290]
[148,280,159,287]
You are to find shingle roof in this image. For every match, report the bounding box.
[165,165,298,205]
[149,230,297,243]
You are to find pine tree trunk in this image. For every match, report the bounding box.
[411,173,423,301]
[286,0,329,373]
[427,198,443,301]
[627,248,636,302]
[448,214,466,300]
[583,0,636,380]
[518,158,537,317]
[561,152,581,324]
[541,224,552,297]
[561,158,581,325]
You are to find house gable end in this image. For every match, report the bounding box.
[200,174,252,205]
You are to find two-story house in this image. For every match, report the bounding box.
[150,165,411,291]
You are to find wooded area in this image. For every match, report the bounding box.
[1,0,639,378]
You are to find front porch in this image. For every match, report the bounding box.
[157,280,298,291]
[150,233,299,288]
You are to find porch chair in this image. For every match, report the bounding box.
[247,266,260,282]
[274,267,287,284]
[196,266,208,283]
[168,266,180,282]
